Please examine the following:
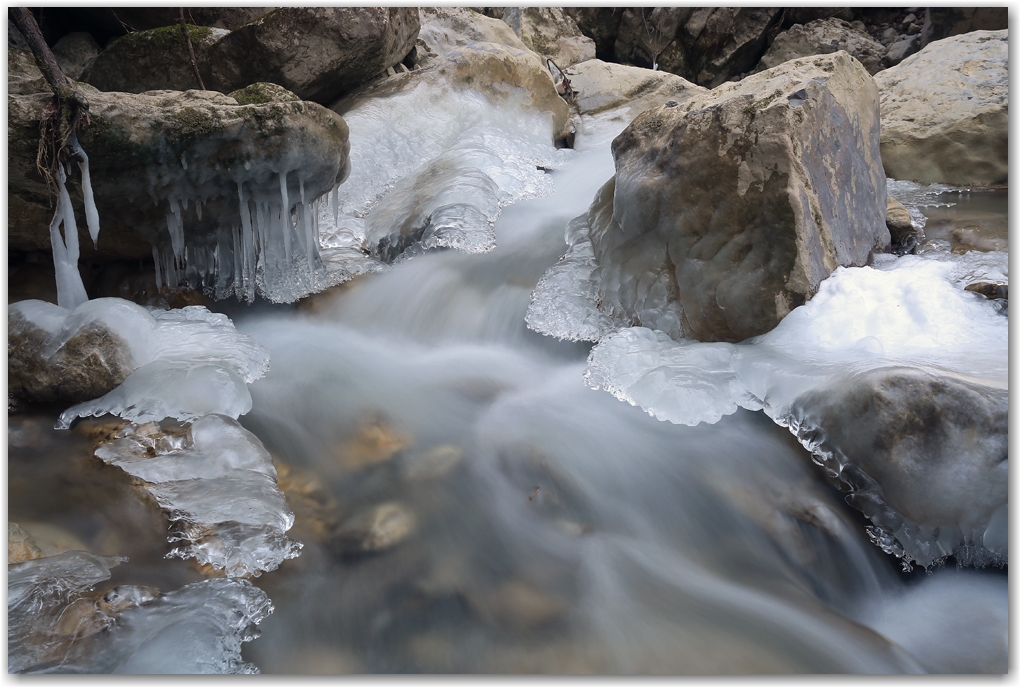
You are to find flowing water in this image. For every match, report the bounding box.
[9,104,1007,674]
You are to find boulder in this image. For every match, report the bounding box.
[518,7,595,68]
[875,30,1007,187]
[82,24,230,93]
[790,367,1007,569]
[587,51,889,343]
[51,32,100,81]
[9,301,132,406]
[417,6,527,57]
[9,83,350,275]
[8,47,47,95]
[781,8,854,28]
[206,7,420,105]
[613,7,694,71]
[757,18,887,75]
[885,197,919,253]
[564,59,705,116]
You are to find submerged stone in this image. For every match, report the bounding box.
[588,51,889,343]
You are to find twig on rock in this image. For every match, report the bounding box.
[179,8,206,90]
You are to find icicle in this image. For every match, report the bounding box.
[232,223,242,296]
[48,165,89,309]
[166,250,178,291]
[167,197,184,263]
[332,185,339,228]
[196,199,203,221]
[279,171,292,262]
[237,182,257,296]
[69,134,100,248]
[299,179,316,272]
[182,196,189,210]
[152,244,163,292]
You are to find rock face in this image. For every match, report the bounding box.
[9,81,350,278]
[875,30,1008,187]
[84,8,420,105]
[64,7,276,34]
[790,367,1008,569]
[757,18,887,75]
[574,7,783,87]
[9,303,132,406]
[588,51,889,343]
[518,7,595,68]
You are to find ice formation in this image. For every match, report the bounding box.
[94,415,301,577]
[12,298,272,428]
[8,551,124,673]
[581,251,1008,569]
[321,77,569,268]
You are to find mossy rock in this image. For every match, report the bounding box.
[228,82,300,106]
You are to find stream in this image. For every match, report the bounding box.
[8,97,1008,674]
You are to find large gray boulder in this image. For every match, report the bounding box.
[51,32,101,81]
[587,51,889,343]
[790,366,1007,569]
[9,81,350,270]
[82,8,420,105]
[875,30,1008,187]
[757,18,887,75]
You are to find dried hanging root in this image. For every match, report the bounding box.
[9,8,92,196]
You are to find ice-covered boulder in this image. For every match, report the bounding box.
[326,42,572,264]
[875,30,1008,187]
[518,7,595,68]
[789,367,1007,570]
[8,83,350,302]
[757,18,887,75]
[83,8,419,105]
[7,298,270,426]
[9,301,132,406]
[587,51,889,343]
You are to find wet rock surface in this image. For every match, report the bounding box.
[588,52,888,342]
[875,30,1008,187]
[565,58,705,116]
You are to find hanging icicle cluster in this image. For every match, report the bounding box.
[151,170,347,304]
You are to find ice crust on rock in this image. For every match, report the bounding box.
[94,415,301,577]
[8,551,124,673]
[323,63,569,270]
[26,298,272,428]
[582,251,1007,568]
